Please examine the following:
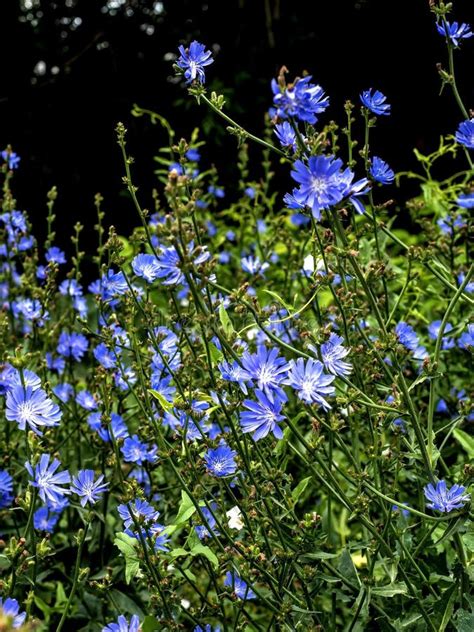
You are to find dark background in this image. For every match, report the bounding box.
[1,0,473,250]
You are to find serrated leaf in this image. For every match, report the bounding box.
[190,543,219,569]
[219,302,234,337]
[291,476,312,503]
[453,429,474,458]
[148,389,173,413]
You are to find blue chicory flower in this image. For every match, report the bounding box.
[436,20,473,47]
[176,40,214,84]
[285,358,335,409]
[271,75,329,124]
[0,597,26,628]
[70,470,109,506]
[102,614,141,632]
[204,442,237,477]
[224,571,256,600]
[25,454,71,505]
[455,119,474,149]
[0,470,14,508]
[121,435,158,465]
[457,192,474,208]
[131,253,161,283]
[424,480,470,512]
[6,385,62,435]
[369,156,395,184]
[360,88,391,116]
[240,389,285,440]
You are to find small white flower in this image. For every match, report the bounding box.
[303,254,315,273]
[181,599,191,610]
[246,327,259,341]
[226,505,244,530]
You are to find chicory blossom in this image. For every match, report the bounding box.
[241,255,269,276]
[369,156,395,184]
[6,385,62,435]
[289,155,369,220]
[271,75,329,124]
[458,323,474,349]
[1,150,21,170]
[360,88,391,116]
[34,507,60,533]
[320,333,353,376]
[204,442,237,477]
[117,498,160,529]
[455,119,474,149]
[274,121,299,151]
[0,597,26,628]
[427,320,455,350]
[437,214,466,235]
[121,435,158,465]
[25,454,71,505]
[195,505,220,540]
[240,389,285,440]
[457,192,474,208]
[436,20,473,47]
[57,331,89,361]
[240,345,289,402]
[0,470,14,508]
[285,358,335,409]
[102,614,141,632]
[424,480,470,512]
[176,40,213,84]
[70,470,109,506]
[131,253,161,283]
[224,571,256,600]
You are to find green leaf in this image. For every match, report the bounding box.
[219,302,234,337]
[55,581,67,606]
[148,389,173,413]
[142,616,161,632]
[371,582,408,597]
[109,589,145,618]
[117,235,134,259]
[172,490,197,528]
[455,609,474,632]
[453,429,474,458]
[190,543,219,569]
[114,533,140,584]
[208,342,224,364]
[298,551,339,561]
[433,584,458,632]
[34,595,52,620]
[337,549,360,588]
[169,548,190,558]
[291,476,313,504]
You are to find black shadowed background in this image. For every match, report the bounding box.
[0,0,473,254]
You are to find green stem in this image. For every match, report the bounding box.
[200,94,288,160]
[56,522,89,632]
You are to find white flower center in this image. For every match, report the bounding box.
[311,176,328,195]
[18,401,35,423]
